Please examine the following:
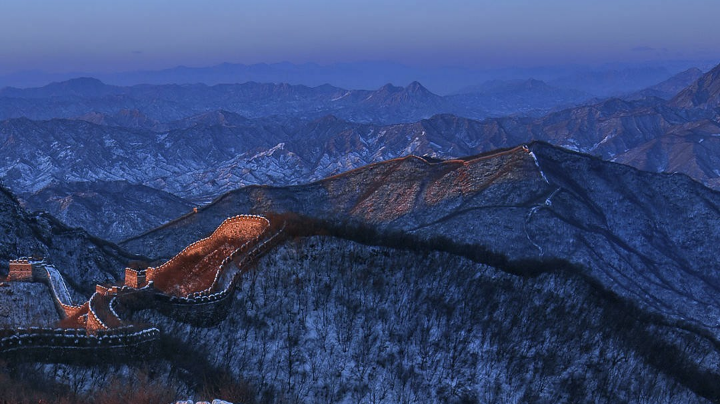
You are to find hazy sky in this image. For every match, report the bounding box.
[1,0,719,74]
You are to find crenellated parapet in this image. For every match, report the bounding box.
[0,325,160,361]
[124,268,146,288]
[144,215,270,297]
[8,259,33,281]
[146,215,269,279]
[87,293,110,333]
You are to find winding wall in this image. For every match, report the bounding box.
[146,215,270,296]
[1,214,284,359]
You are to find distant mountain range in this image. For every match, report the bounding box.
[1,60,713,95]
[626,68,705,100]
[0,63,710,126]
[2,62,719,240]
[0,78,468,123]
[0,77,597,123]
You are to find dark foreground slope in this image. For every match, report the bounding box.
[0,184,138,294]
[122,143,720,342]
[14,236,717,403]
[123,237,715,403]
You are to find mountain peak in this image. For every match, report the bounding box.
[669,63,720,109]
[378,83,403,93]
[38,77,114,98]
[405,81,429,94]
[62,77,105,86]
[47,77,107,91]
[685,67,704,76]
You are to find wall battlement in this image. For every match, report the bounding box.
[124,268,146,288]
[144,215,270,296]
[0,325,160,362]
[8,259,33,281]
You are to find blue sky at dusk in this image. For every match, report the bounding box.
[1,0,719,74]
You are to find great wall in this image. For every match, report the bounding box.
[0,214,285,361]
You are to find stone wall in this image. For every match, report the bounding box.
[86,293,110,333]
[1,215,283,361]
[0,325,160,362]
[154,221,286,326]
[145,215,269,296]
[31,262,78,318]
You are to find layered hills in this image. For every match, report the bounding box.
[22,181,194,242]
[0,68,685,125]
[0,79,469,124]
[1,63,719,241]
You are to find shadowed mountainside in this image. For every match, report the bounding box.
[0,184,139,294]
[22,181,194,242]
[670,63,720,109]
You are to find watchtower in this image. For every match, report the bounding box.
[8,259,33,281]
[124,268,147,288]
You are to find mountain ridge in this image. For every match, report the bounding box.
[627,67,704,100]
[119,142,720,347]
[671,63,720,109]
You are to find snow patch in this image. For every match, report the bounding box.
[525,206,544,256]
[528,151,549,184]
[589,131,617,152]
[331,91,350,102]
[249,143,285,161]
